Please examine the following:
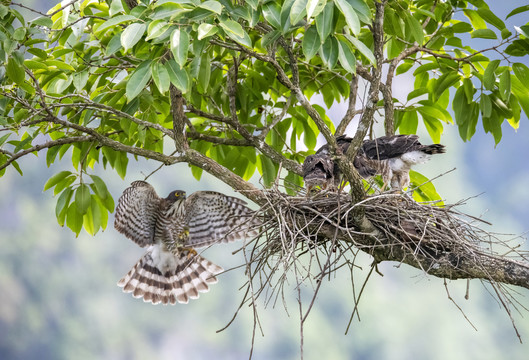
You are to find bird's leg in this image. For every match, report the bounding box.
[178,227,197,259]
[180,247,198,259]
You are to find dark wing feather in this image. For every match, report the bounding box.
[184,191,260,248]
[361,135,421,160]
[114,180,160,247]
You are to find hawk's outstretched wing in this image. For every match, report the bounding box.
[183,191,260,248]
[114,180,160,247]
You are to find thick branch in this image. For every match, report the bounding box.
[337,0,387,202]
[185,149,266,205]
[0,136,94,172]
[336,75,359,136]
[169,85,188,152]
[315,219,529,290]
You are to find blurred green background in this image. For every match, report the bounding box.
[2,1,529,359]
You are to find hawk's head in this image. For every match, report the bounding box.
[166,190,186,203]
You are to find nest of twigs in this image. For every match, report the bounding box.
[231,185,528,338]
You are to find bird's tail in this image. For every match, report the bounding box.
[118,248,223,305]
[421,144,446,155]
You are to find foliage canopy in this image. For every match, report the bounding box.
[1,0,529,238]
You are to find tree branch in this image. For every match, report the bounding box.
[336,75,359,136]
[169,85,189,152]
[0,136,94,172]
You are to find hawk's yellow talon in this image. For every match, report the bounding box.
[180,247,197,259]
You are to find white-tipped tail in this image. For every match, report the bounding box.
[118,247,223,305]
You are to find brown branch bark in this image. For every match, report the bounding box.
[336,75,359,136]
[0,135,94,172]
[169,85,188,152]
[314,218,529,290]
[337,0,388,202]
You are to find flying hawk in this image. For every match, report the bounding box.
[302,134,446,191]
[114,181,260,304]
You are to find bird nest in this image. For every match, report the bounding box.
[229,185,528,339]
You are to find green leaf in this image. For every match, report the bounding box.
[480,93,492,118]
[75,184,91,215]
[320,36,338,69]
[197,23,218,39]
[73,71,89,92]
[151,62,170,94]
[66,202,84,236]
[399,110,418,135]
[89,175,109,200]
[512,76,529,118]
[306,0,325,19]
[471,29,497,40]
[198,0,222,14]
[506,5,529,19]
[0,133,10,147]
[290,0,307,25]
[166,59,189,93]
[56,187,73,226]
[197,52,211,91]
[409,170,443,205]
[44,171,73,191]
[97,15,137,33]
[342,34,376,66]
[512,63,529,90]
[422,116,443,143]
[126,60,152,101]
[348,0,371,24]
[121,22,146,51]
[258,155,277,187]
[337,38,356,73]
[335,0,360,36]
[315,1,334,43]
[94,196,109,230]
[483,59,500,90]
[191,164,203,181]
[114,152,129,179]
[31,16,53,28]
[302,26,319,60]
[170,28,189,68]
[6,57,24,85]
[225,26,252,48]
[405,12,424,44]
[262,2,281,29]
[476,8,505,30]
[452,87,467,125]
[433,72,460,101]
[499,69,511,102]
[463,9,487,30]
[417,105,450,123]
[145,19,170,41]
[219,18,244,37]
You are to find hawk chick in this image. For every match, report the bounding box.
[303,134,445,191]
[114,181,260,305]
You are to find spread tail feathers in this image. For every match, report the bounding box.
[421,144,446,155]
[118,248,223,305]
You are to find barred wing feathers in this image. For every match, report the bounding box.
[183,191,260,248]
[114,180,160,247]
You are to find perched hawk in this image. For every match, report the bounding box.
[114,180,260,305]
[303,134,446,191]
